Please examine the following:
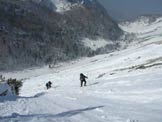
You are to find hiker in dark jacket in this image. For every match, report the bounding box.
[48,81,52,88]
[46,82,49,89]
[80,73,88,87]
[46,81,52,89]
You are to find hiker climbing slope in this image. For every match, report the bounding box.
[80,73,88,87]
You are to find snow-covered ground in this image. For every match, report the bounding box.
[1,17,162,122]
[39,0,84,13]
[50,0,72,13]
[82,38,112,51]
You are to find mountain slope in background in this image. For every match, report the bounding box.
[0,0,122,71]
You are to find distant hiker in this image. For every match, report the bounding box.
[48,81,52,88]
[46,83,49,89]
[80,73,88,87]
[46,81,52,90]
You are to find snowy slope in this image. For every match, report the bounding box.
[50,0,72,12]
[81,38,112,51]
[32,0,73,13]
[119,17,162,49]
[1,17,162,122]
[0,82,12,96]
[119,17,162,34]
[36,0,83,13]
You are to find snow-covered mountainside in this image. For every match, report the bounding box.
[35,0,72,13]
[35,0,94,13]
[0,17,162,122]
[81,38,112,51]
[119,16,162,48]
[50,0,72,12]
[0,0,122,71]
[119,16,162,34]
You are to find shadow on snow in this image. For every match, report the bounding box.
[0,92,46,102]
[88,82,99,86]
[0,106,104,120]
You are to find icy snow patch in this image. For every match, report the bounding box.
[0,82,12,96]
[50,0,72,12]
[82,38,111,51]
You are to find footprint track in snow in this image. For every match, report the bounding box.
[95,107,104,113]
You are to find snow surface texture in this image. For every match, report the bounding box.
[1,17,162,122]
[32,0,73,13]
[41,0,83,13]
[82,38,112,51]
[0,83,12,96]
[50,0,72,12]
[119,17,162,34]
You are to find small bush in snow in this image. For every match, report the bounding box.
[7,78,23,95]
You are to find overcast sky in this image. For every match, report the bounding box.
[98,0,162,21]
